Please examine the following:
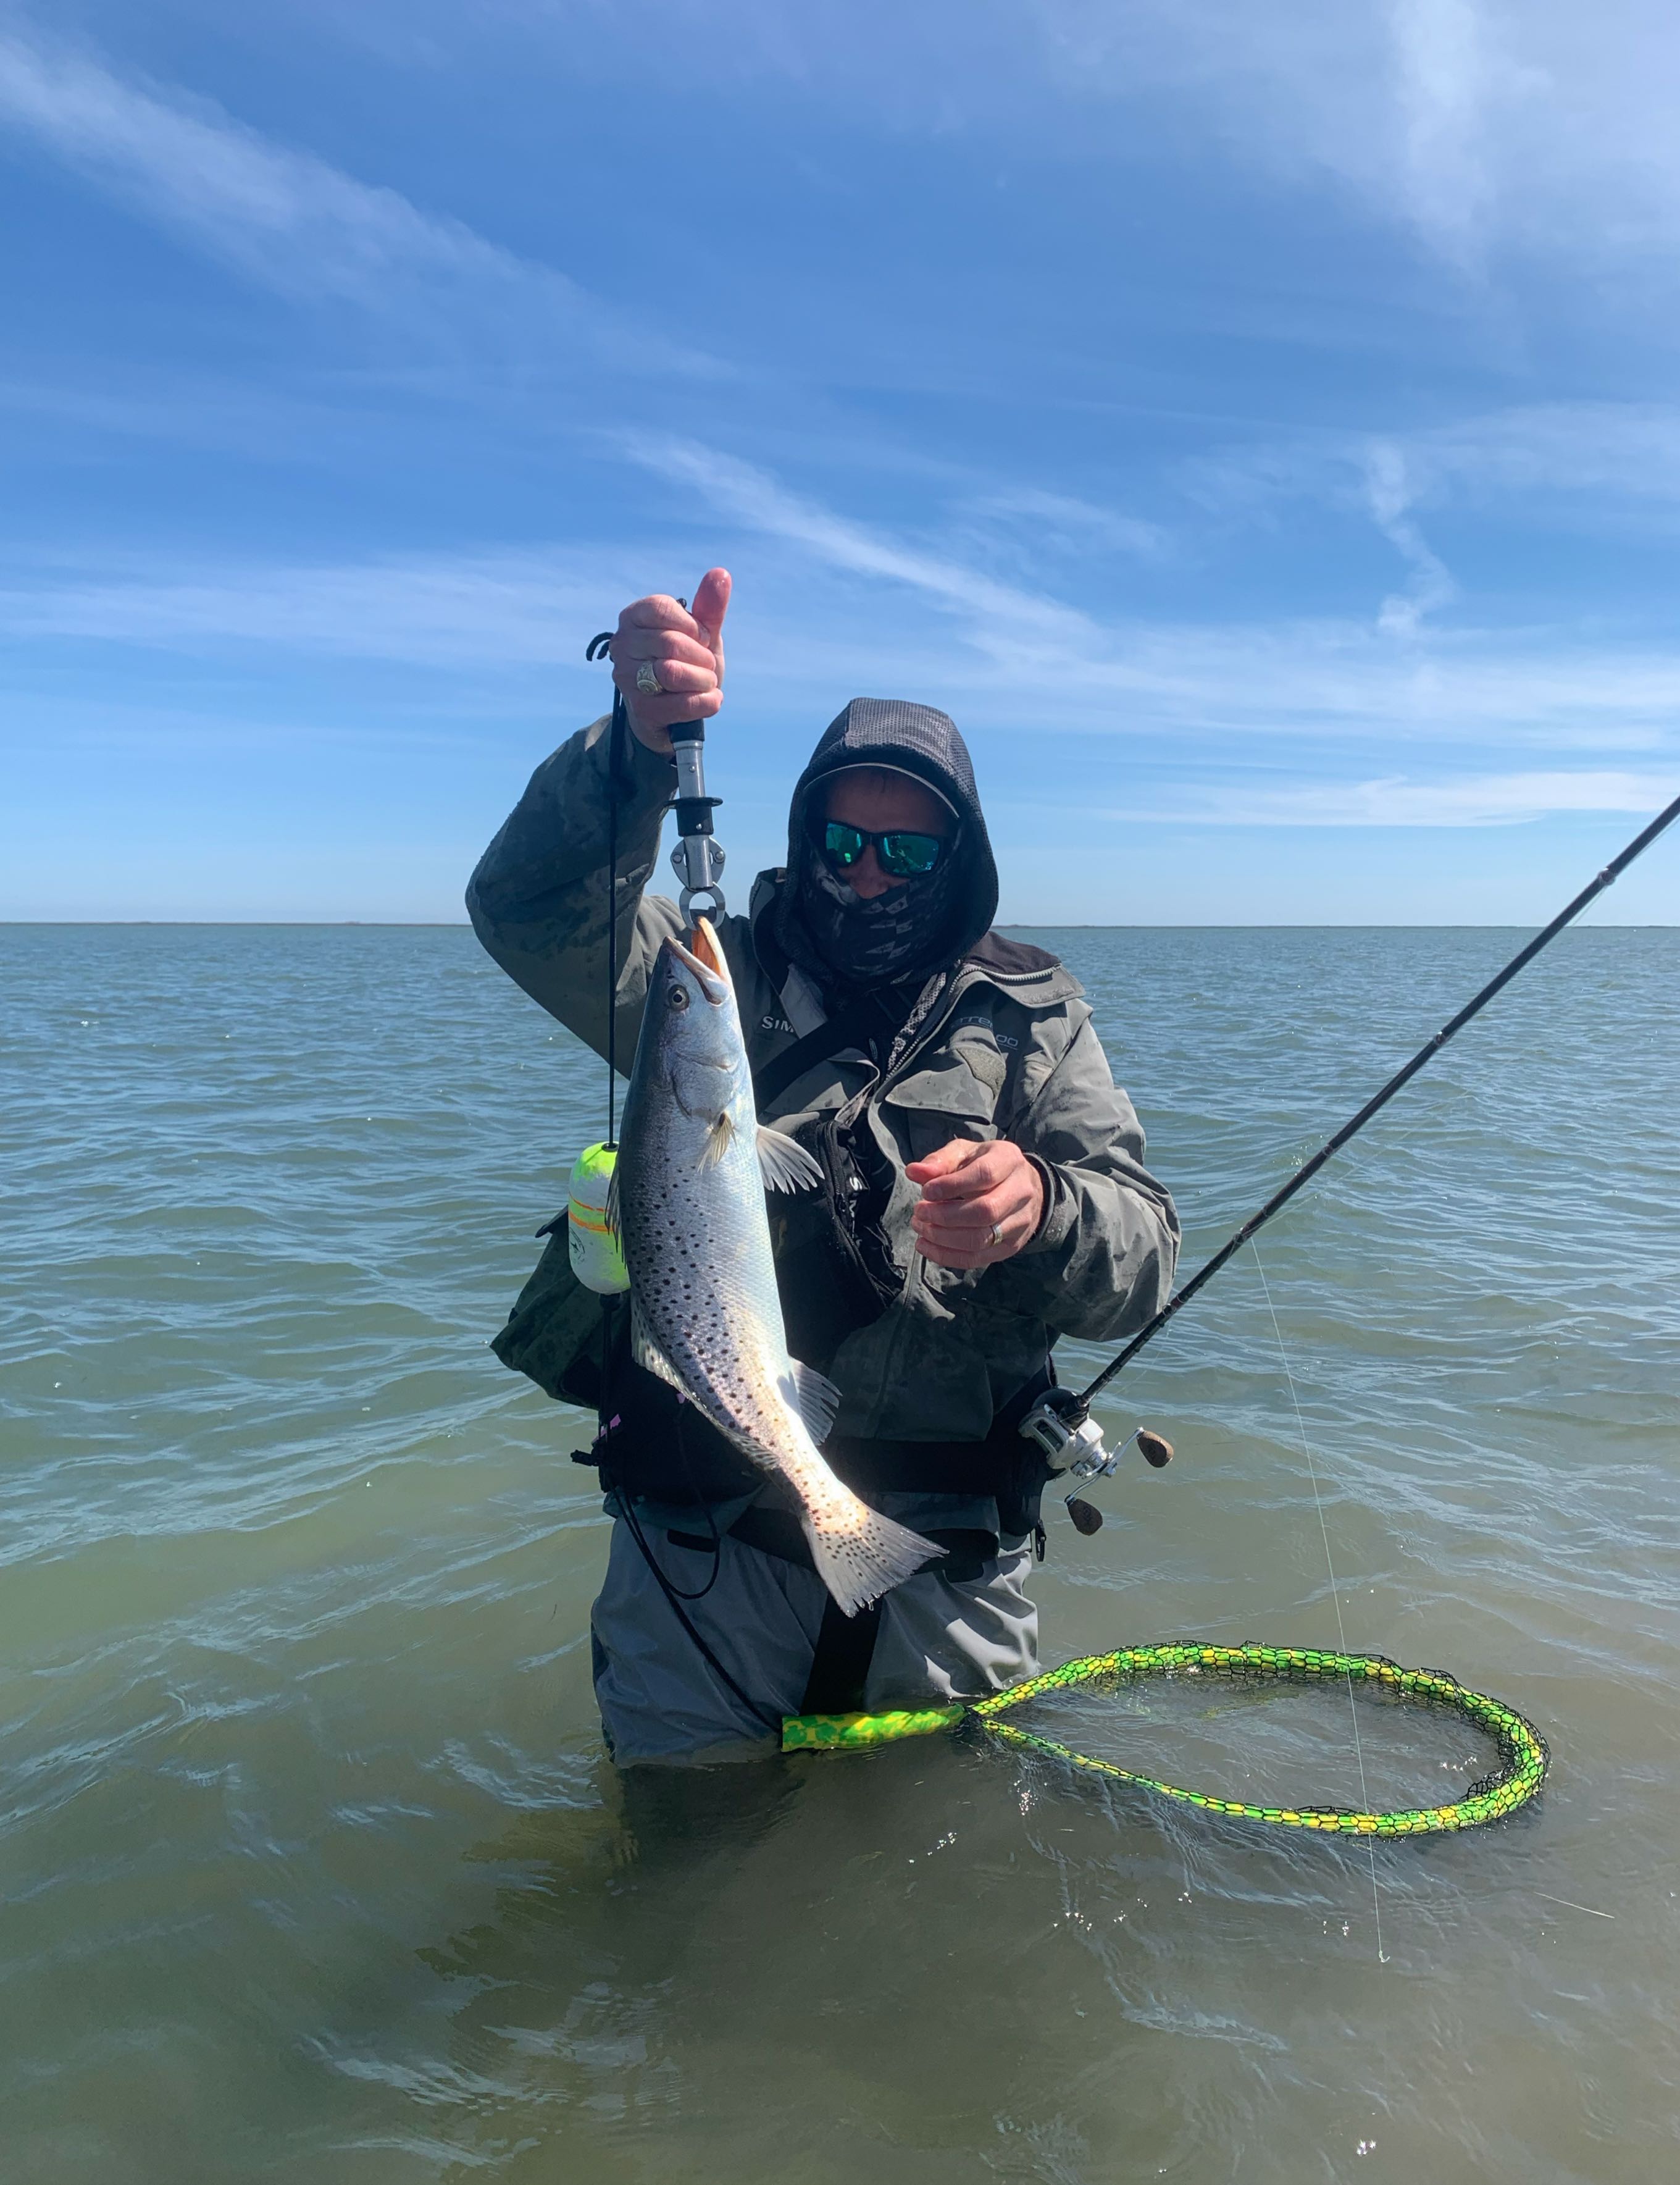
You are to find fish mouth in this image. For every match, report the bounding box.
[665,916,730,1004]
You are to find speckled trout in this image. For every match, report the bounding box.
[611,919,938,1616]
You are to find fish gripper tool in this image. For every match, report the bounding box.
[669,719,726,921]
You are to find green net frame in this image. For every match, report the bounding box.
[782,1642,1550,1836]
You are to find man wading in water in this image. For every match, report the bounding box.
[469,568,1179,1765]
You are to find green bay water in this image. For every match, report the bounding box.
[3,922,1678,2183]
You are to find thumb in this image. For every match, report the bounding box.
[906,1138,986,1184]
[691,567,732,669]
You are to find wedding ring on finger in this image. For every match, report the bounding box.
[635,661,664,695]
[987,1222,1004,1248]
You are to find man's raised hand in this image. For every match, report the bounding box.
[610,568,732,753]
[907,1138,1046,1269]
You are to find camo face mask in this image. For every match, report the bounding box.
[783,848,966,990]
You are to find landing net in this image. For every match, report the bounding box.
[782,1641,1550,1836]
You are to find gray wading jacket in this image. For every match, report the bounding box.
[467,710,1179,1449]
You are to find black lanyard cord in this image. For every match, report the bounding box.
[616,1490,784,1735]
[584,637,631,1149]
[604,687,629,1150]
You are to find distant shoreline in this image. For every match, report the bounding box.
[2,920,1675,933]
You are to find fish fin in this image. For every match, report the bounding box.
[629,1296,685,1394]
[699,1110,735,1169]
[782,1359,841,1445]
[756,1125,822,1194]
[800,1502,942,1617]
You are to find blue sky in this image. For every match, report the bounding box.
[2,0,1678,922]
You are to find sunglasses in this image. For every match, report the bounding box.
[819,819,950,879]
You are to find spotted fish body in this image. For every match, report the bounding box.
[612,921,938,1616]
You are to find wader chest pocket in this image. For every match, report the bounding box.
[883,1055,1001,1162]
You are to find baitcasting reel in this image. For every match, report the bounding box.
[1018,1386,1173,1535]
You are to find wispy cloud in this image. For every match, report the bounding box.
[476,1,1680,279]
[1405,403,1680,509]
[1201,400,1680,517]
[957,487,1166,563]
[0,22,700,371]
[253,0,1680,312]
[1100,769,1678,828]
[1038,0,1678,277]
[1384,0,1519,269]
[1182,398,1680,635]
[1364,441,1459,637]
[0,550,630,669]
[620,434,1099,656]
[10,513,1679,766]
[0,27,522,297]
[614,434,1680,748]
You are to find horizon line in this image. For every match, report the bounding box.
[2,919,1676,933]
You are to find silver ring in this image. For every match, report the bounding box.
[635,661,663,695]
[987,1222,1004,1248]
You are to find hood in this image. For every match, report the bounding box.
[780,698,1000,972]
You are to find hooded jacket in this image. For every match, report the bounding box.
[774,697,998,991]
[466,700,1179,1497]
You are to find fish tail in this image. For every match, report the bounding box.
[800,1499,942,1617]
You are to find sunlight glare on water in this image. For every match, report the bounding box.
[2,923,1678,2183]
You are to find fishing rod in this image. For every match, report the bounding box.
[1019,786,1680,1489]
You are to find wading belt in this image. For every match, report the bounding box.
[666,1506,1001,1583]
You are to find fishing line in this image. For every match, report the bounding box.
[1072,784,1680,1412]
[604,686,625,1151]
[1252,1243,1387,1962]
[926,788,1673,1834]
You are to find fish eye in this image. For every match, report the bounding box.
[667,984,690,1010]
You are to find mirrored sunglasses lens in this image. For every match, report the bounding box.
[880,833,942,876]
[822,822,866,866]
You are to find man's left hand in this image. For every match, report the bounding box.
[906,1139,1045,1268]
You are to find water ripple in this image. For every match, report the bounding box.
[2,922,1677,2182]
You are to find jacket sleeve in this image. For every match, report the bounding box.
[993,1011,1180,1343]
[465,713,687,1064]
